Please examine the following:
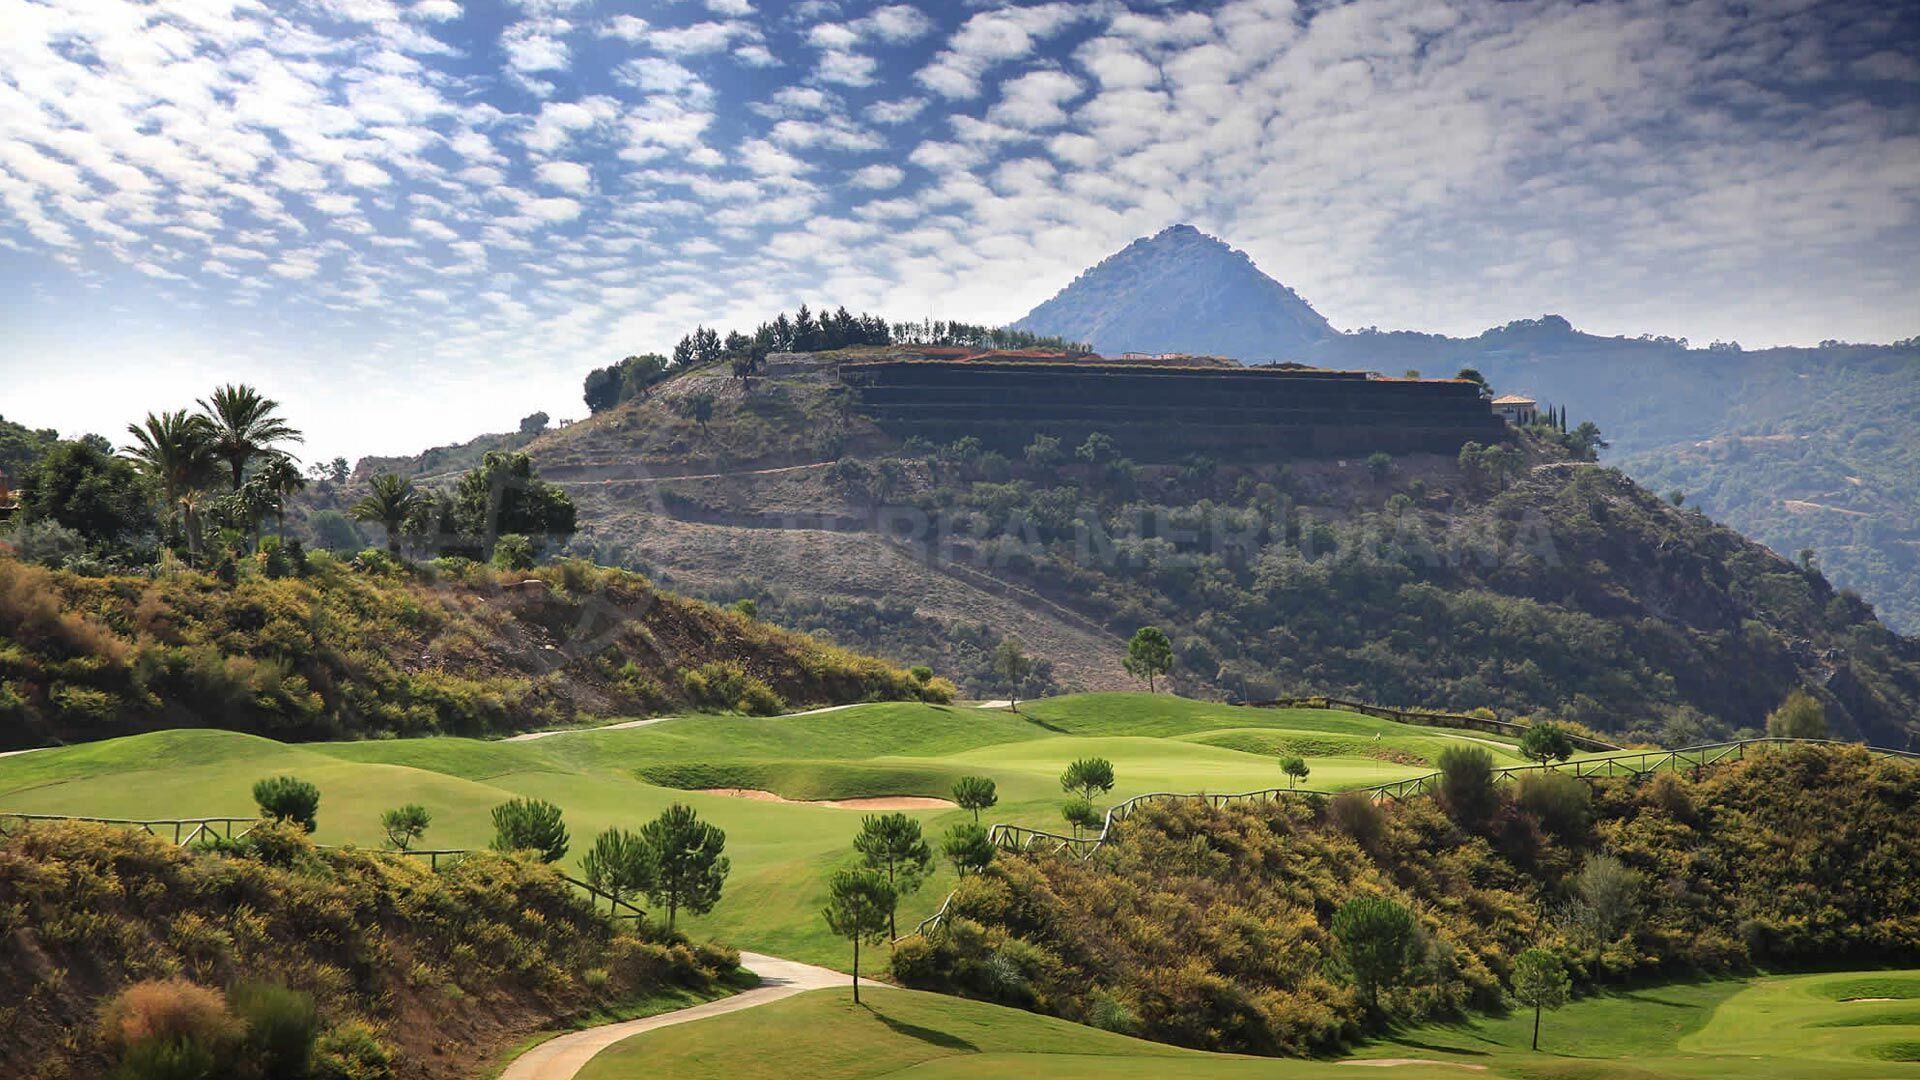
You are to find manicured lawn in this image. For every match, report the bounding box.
[577,972,1920,1079]
[0,694,1526,968]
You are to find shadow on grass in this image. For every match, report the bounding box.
[862,1002,979,1052]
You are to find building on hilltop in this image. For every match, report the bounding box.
[838,359,1510,460]
[1491,394,1539,426]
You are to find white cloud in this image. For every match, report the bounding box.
[988,69,1083,129]
[534,160,593,193]
[850,164,904,189]
[867,97,927,124]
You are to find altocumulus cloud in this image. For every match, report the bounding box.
[0,0,1916,459]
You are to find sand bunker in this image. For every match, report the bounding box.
[1338,1061,1486,1071]
[1843,997,1898,1002]
[697,788,956,810]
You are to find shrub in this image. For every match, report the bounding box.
[682,660,784,715]
[99,980,241,1073]
[491,534,535,572]
[1766,688,1827,739]
[908,665,934,684]
[1514,771,1591,838]
[1562,853,1643,946]
[919,676,958,704]
[311,1021,393,1080]
[490,798,569,863]
[1434,745,1496,826]
[1327,790,1385,851]
[251,776,320,832]
[229,981,319,1078]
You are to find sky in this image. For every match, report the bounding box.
[2,0,1918,463]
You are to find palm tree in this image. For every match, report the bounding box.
[124,410,217,560]
[255,455,306,539]
[198,384,302,491]
[351,474,427,558]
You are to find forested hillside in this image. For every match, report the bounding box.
[1313,320,1920,633]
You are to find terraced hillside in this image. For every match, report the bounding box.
[477,355,1920,745]
[0,694,1536,969]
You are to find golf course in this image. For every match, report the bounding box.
[574,970,1920,1079]
[0,692,1538,967]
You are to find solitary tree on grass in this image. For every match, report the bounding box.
[1512,948,1571,1050]
[1061,797,1102,839]
[854,812,933,939]
[1330,895,1421,1013]
[1061,757,1116,802]
[491,798,569,863]
[992,637,1034,712]
[1518,723,1576,767]
[952,775,998,822]
[943,822,994,877]
[641,803,730,930]
[1280,755,1310,789]
[253,776,320,832]
[582,828,656,912]
[1123,626,1173,692]
[380,804,431,850]
[823,868,894,1004]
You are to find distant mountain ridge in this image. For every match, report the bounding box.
[1010,224,1333,359]
[1015,228,1920,633]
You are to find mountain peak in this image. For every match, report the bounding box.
[1012,226,1333,360]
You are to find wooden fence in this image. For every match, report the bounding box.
[0,816,647,923]
[910,736,1919,938]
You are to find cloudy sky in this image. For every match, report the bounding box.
[3,0,1917,461]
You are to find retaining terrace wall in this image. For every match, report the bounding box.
[838,360,1510,460]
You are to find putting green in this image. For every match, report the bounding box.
[0,693,1524,968]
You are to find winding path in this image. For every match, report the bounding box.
[500,953,876,1080]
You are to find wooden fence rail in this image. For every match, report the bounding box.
[0,816,646,922]
[910,736,1918,939]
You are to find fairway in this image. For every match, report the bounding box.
[0,693,1526,968]
[575,972,1920,1079]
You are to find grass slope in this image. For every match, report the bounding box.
[0,694,1523,968]
[578,972,1920,1080]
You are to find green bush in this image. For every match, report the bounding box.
[311,1021,393,1080]
[491,534,536,572]
[229,981,319,1078]
[491,798,568,863]
[1434,745,1496,826]
[251,776,320,832]
[1514,771,1591,838]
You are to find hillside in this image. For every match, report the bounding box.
[0,551,947,749]
[443,355,1920,745]
[1010,225,1333,359]
[1011,229,1920,632]
[897,743,1920,1056]
[0,819,735,1079]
